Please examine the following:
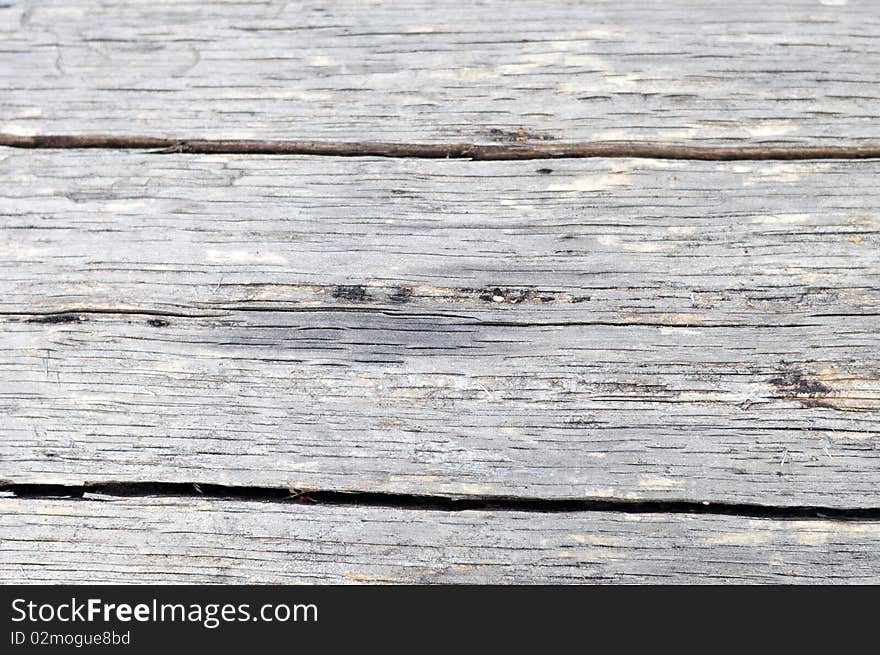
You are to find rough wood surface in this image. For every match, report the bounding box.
[5,0,879,587]
[2,0,880,145]
[2,150,878,506]
[2,150,878,314]
[2,496,879,584]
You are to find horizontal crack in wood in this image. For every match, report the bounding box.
[0,307,819,329]
[0,308,226,319]
[4,134,880,160]
[3,482,880,520]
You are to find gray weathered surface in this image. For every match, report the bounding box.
[2,0,880,145]
[3,496,879,583]
[1,150,878,505]
[4,0,880,587]
[2,150,878,315]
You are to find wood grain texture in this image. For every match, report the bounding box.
[2,0,879,145]
[1,150,878,505]
[3,496,879,583]
[2,150,879,315]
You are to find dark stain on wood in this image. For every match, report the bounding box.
[476,288,555,304]
[25,314,86,324]
[389,287,413,303]
[333,285,369,301]
[769,370,832,406]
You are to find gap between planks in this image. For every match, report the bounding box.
[4,134,880,160]
[3,482,880,522]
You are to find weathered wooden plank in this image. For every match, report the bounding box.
[2,0,879,145]
[1,150,878,316]
[2,496,878,583]
[1,150,878,505]
[4,309,879,504]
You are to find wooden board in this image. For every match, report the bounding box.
[3,151,878,315]
[2,150,878,506]
[2,0,880,145]
[3,496,879,583]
